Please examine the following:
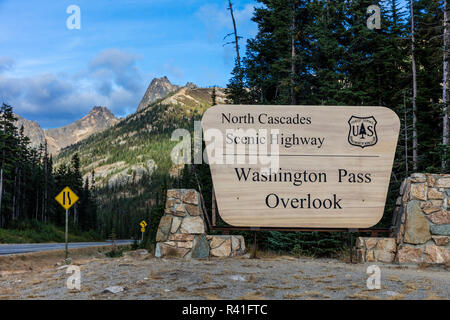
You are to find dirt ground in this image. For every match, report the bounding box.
[0,251,448,300]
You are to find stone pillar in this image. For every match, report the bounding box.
[395,174,449,264]
[357,173,449,265]
[155,189,246,259]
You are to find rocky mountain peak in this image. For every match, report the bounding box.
[137,76,180,111]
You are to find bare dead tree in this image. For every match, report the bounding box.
[227,0,241,73]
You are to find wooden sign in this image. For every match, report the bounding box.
[202,105,400,228]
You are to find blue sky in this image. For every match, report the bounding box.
[0,0,259,128]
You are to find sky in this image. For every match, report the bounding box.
[0,0,259,128]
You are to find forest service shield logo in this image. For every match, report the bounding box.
[348,116,378,148]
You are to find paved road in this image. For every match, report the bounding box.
[0,240,134,255]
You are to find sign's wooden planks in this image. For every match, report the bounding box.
[202,105,400,228]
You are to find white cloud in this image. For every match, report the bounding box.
[0,49,145,127]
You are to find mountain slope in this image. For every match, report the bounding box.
[14,114,46,149]
[15,106,119,155]
[45,106,119,154]
[55,84,224,237]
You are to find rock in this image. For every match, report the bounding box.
[430,224,450,235]
[209,236,226,249]
[191,234,210,259]
[168,234,195,241]
[180,216,205,234]
[427,188,444,200]
[424,244,449,264]
[173,204,187,217]
[426,210,450,225]
[432,236,450,246]
[156,215,173,242]
[365,250,375,262]
[365,238,378,250]
[423,206,441,215]
[397,246,423,263]
[159,243,190,258]
[167,189,180,199]
[435,177,450,188]
[178,241,194,249]
[185,204,202,216]
[410,173,426,183]
[231,236,241,251]
[410,183,427,201]
[377,238,396,252]
[103,286,125,294]
[165,199,175,209]
[404,200,431,244]
[171,217,182,233]
[182,190,199,205]
[426,174,436,187]
[374,250,395,263]
[210,238,232,257]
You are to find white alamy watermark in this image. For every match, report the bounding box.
[66,5,81,30]
[170,121,280,173]
[366,265,381,290]
[367,5,381,30]
[66,265,81,290]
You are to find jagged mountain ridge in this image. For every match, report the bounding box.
[45,106,119,154]
[15,106,119,155]
[137,76,180,111]
[56,80,226,188]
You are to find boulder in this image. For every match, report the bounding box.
[410,183,427,201]
[182,190,199,205]
[210,238,232,257]
[191,235,210,259]
[404,200,431,244]
[180,216,205,234]
[424,244,449,264]
[156,215,173,242]
[427,188,444,200]
[185,204,202,216]
[432,235,450,246]
[435,177,450,188]
[397,246,423,263]
[426,210,450,225]
[170,217,182,233]
[430,224,450,236]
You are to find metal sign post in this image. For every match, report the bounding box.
[65,209,68,260]
[55,186,79,263]
[140,220,147,244]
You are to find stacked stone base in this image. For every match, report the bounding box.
[155,189,246,259]
[357,238,396,263]
[357,173,449,265]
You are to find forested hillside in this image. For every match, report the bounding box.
[0,104,98,242]
[55,86,221,240]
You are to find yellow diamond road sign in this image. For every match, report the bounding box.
[55,187,79,210]
[140,220,147,228]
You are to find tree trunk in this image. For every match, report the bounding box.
[0,168,3,227]
[291,0,297,105]
[410,0,418,171]
[443,0,449,169]
[228,0,241,74]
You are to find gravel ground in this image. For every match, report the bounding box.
[0,252,448,300]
